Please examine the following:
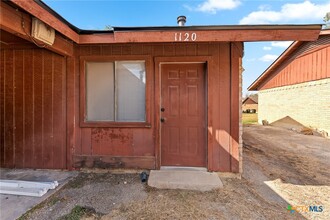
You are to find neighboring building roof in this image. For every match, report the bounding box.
[248,29,330,91]
[243,95,258,104]
[249,94,258,103]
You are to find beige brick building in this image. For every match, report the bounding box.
[249,30,330,135]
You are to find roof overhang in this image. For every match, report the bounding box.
[248,41,301,91]
[0,1,74,56]
[320,29,330,35]
[2,0,323,55]
[77,25,322,44]
[110,25,321,44]
[248,29,330,91]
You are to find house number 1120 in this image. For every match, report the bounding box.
[174,32,197,41]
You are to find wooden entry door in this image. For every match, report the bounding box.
[161,63,206,167]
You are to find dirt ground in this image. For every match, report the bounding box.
[20,125,330,220]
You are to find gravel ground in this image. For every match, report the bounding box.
[20,125,330,220]
[20,173,147,219]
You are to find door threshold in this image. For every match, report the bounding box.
[160,166,207,172]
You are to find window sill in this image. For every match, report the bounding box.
[80,121,152,128]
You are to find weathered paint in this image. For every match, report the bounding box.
[1,33,242,172]
[1,0,326,173]
[73,42,242,172]
[0,3,74,56]
[0,49,67,169]
[160,63,207,167]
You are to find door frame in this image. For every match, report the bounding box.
[154,56,212,170]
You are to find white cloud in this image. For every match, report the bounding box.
[246,58,256,62]
[271,41,293,48]
[239,1,330,24]
[259,54,278,62]
[263,46,272,51]
[194,0,241,14]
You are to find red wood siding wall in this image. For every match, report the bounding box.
[0,49,67,169]
[72,42,242,172]
[260,35,330,90]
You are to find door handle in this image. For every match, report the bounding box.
[161,117,166,123]
[161,107,165,112]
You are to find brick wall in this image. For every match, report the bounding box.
[259,78,330,135]
[239,58,243,174]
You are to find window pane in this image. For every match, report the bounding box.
[86,62,114,121]
[116,61,146,121]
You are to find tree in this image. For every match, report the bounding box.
[323,12,330,29]
[105,25,113,30]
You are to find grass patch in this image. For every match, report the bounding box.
[242,113,258,125]
[58,205,100,220]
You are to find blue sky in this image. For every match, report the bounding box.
[44,0,329,94]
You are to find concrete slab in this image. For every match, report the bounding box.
[160,166,207,172]
[0,169,77,220]
[148,170,223,191]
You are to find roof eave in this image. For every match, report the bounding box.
[7,0,322,44]
[320,29,330,35]
[248,41,304,91]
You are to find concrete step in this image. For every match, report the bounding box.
[148,170,223,191]
[160,166,207,172]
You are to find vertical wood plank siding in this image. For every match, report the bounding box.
[260,36,330,90]
[74,42,242,172]
[0,49,66,169]
[0,42,242,172]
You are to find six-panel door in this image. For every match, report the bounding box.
[161,63,206,167]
